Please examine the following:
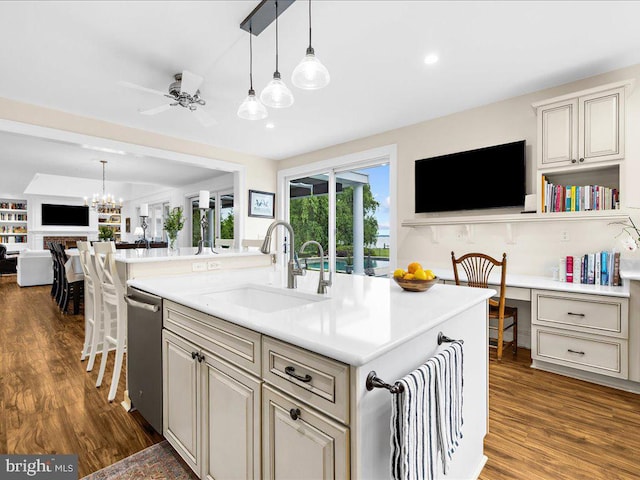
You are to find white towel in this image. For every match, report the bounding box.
[390,342,464,480]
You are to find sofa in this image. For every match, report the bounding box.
[17,249,53,287]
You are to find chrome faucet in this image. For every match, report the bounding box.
[260,220,305,289]
[300,240,332,294]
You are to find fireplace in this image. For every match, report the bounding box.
[43,236,87,249]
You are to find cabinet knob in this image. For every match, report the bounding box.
[289,408,301,421]
[191,351,198,360]
[579,158,585,163]
[571,159,577,164]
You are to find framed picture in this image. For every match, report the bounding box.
[125,217,131,233]
[248,190,275,218]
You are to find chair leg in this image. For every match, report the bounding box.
[513,309,518,355]
[108,341,125,402]
[497,315,504,360]
[96,304,112,387]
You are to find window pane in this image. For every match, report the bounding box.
[335,164,389,276]
[191,195,215,247]
[220,194,234,239]
[289,173,329,266]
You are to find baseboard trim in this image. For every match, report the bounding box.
[531,360,640,394]
[472,455,489,479]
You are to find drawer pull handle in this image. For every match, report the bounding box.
[567,312,585,317]
[567,349,585,355]
[289,408,301,421]
[285,366,312,383]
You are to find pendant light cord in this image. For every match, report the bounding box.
[308,0,312,49]
[249,25,254,91]
[275,1,279,75]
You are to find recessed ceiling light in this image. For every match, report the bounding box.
[266,122,275,129]
[424,53,439,65]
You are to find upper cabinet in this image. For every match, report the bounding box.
[536,84,626,169]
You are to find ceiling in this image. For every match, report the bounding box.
[2,0,640,167]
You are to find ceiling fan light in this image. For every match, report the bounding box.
[238,89,268,120]
[260,74,295,108]
[292,49,330,90]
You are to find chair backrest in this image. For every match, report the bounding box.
[451,251,507,314]
[93,241,121,293]
[76,241,95,285]
[0,244,6,259]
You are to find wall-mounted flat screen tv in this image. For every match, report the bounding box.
[41,204,90,226]
[415,140,526,213]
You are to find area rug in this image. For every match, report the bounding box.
[81,441,198,479]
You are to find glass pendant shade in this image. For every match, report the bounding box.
[260,73,294,108]
[238,89,268,120]
[292,48,330,90]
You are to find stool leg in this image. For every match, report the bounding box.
[86,294,103,372]
[96,303,112,388]
[108,340,125,402]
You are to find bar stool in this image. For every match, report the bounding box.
[93,241,127,402]
[77,241,102,367]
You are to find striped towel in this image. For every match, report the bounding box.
[391,341,464,480]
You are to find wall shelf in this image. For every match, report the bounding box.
[402,211,629,227]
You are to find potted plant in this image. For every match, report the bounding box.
[98,225,114,241]
[164,207,185,252]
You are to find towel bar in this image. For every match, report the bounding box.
[437,331,464,345]
[366,332,463,395]
[366,371,404,394]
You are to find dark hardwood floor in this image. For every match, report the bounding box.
[0,276,162,477]
[2,275,640,479]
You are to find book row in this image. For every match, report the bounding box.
[559,251,621,286]
[541,176,619,213]
[0,213,27,221]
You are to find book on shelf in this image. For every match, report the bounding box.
[541,178,619,213]
[562,250,621,286]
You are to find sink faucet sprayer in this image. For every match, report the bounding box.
[260,221,305,289]
[299,240,332,294]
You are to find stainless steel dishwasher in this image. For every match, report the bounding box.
[125,286,163,433]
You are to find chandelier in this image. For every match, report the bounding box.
[85,160,122,211]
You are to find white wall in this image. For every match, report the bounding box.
[278,63,640,277]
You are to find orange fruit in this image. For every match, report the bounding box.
[407,262,422,274]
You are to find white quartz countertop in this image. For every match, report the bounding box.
[430,267,631,298]
[128,268,494,366]
[112,247,262,264]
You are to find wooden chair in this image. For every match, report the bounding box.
[77,241,103,369]
[451,251,518,360]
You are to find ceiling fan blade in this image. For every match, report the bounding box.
[192,108,217,127]
[118,80,170,98]
[139,104,173,115]
[181,70,204,96]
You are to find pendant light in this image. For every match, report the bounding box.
[238,25,268,120]
[292,0,330,90]
[260,1,294,108]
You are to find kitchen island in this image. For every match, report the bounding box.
[128,268,494,479]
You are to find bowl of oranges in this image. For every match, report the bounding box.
[393,262,438,292]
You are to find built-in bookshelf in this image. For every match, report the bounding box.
[541,174,620,213]
[0,199,28,247]
[97,205,122,241]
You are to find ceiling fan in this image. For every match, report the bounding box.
[119,70,217,127]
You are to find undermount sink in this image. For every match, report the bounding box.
[196,284,328,314]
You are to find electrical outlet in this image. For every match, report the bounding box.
[207,261,221,270]
[560,231,570,242]
[192,262,206,272]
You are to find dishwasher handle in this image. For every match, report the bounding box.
[125,295,160,312]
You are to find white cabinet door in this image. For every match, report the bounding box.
[539,99,578,167]
[202,353,262,480]
[579,87,624,163]
[163,330,201,475]
[262,385,349,480]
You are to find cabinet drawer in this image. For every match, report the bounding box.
[164,300,261,376]
[532,327,628,379]
[262,336,349,424]
[533,290,628,338]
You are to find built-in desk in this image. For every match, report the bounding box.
[432,267,639,393]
